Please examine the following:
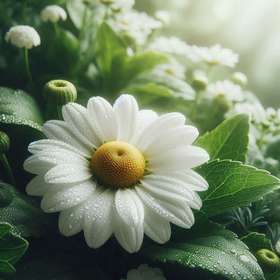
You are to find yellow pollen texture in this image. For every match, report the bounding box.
[91,141,145,189]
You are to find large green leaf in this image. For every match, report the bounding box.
[198,160,280,216]
[66,0,86,29]
[95,23,127,79]
[241,232,273,252]
[0,182,54,237]
[142,219,264,280]
[196,114,249,162]
[0,87,43,131]
[0,222,28,276]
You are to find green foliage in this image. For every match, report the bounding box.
[198,160,280,216]
[0,222,28,277]
[242,232,273,252]
[142,219,265,280]
[0,182,53,237]
[196,114,249,162]
[0,87,43,131]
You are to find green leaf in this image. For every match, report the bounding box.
[0,87,43,131]
[241,232,273,253]
[66,0,86,29]
[122,51,168,83]
[196,114,249,162]
[143,219,265,280]
[0,182,54,237]
[0,222,28,276]
[95,23,127,79]
[266,270,280,280]
[198,160,280,216]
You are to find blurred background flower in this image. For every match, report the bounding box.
[136,0,280,107]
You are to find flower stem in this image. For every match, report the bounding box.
[0,154,16,186]
[24,48,34,87]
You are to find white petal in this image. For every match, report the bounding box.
[44,164,92,184]
[135,113,185,151]
[28,139,87,158]
[144,207,171,244]
[26,175,49,196]
[114,94,139,142]
[84,189,114,248]
[137,110,158,132]
[115,189,144,227]
[149,146,209,171]
[87,97,118,142]
[62,103,100,148]
[113,206,144,253]
[24,149,88,175]
[43,120,91,156]
[41,181,95,212]
[141,174,202,210]
[59,202,88,236]
[144,125,199,156]
[136,187,194,228]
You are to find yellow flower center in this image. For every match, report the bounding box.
[91,141,145,189]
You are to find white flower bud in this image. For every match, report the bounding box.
[5,25,41,49]
[41,5,67,23]
[155,10,171,25]
[232,72,248,87]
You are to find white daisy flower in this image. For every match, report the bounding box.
[121,264,166,280]
[5,25,41,49]
[148,36,189,56]
[24,94,209,253]
[153,60,186,80]
[41,5,67,23]
[188,44,239,68]
[207,80,244,102]
[109,11,162,45]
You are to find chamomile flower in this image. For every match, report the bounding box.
[41,5,67,23]
[207,80,244,102]
[5,25,40,49]
[153,60,186,80]
[121,264,166,280]
[154,10,171,25]
[24,94,209,253]
[109,11,162,45]
[187,44,239,67]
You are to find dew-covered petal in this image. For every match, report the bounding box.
[62,103,100,148]
[41,181,95,212]
[136,187,194,228]
[44,164,92,184]
[115,189,144,227]
[144,207,171,244]
[135,113,185,151]
[43,120,91,156]
[59,202,89,236]
[26,175,49,196]
[84,189,114,248]
[114,94,139,142]
[144,125,199,156]
[87,97,118,142]
[114,215,144,253]
[141,174,202,210]
[149,146,209,171]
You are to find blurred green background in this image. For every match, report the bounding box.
[136,0,280,107]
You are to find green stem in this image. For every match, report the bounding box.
[57,104,63,120]
[0,154,16,186]
[24,48,34,87]
[54,22,59,37]
[79,6,89,42]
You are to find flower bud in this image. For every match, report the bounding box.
[0,131,10,154]
[192,70,208,91]
[232,72,248,87]
[256,249,280,271]
[44,79,77,105]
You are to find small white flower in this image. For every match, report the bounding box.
[207,80,244,102]
[148,36,189,56]
[228,102,266,124]
[187,44,239,68]
[5,25,41,49]
[24,94,209,253]
[153,60,185,80]
[121,264,166,280]
[41,5,67,23]
[154,10,171,25]
[109,11,162,45]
